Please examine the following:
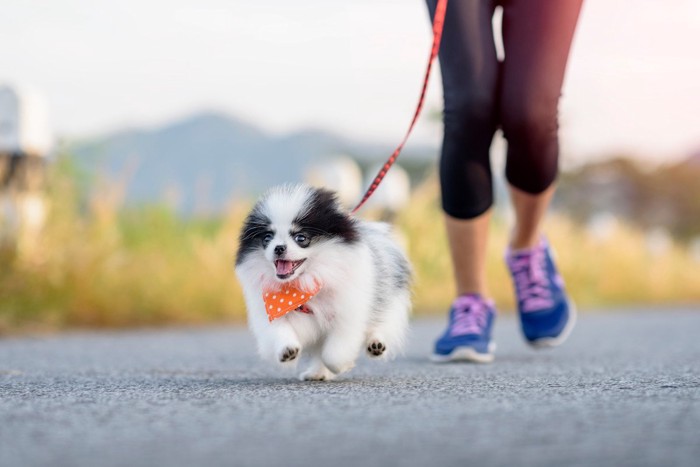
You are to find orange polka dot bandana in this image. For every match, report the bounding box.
[263,281,322,322]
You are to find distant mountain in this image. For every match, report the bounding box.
[68,111,435,213]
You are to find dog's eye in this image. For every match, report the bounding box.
[262,232,274,247]
[294,233,310,247]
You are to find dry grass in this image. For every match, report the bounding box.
[1,165,698,334]
[0,162,248,333]
[400,178,700,313]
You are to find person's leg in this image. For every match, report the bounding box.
[499,0,583,346]
[426,0,499,295]
[427,0,500,362]
[435,2,499,219]
[499,0,583,246]
[444,212,491,296]
[509,184,554,249]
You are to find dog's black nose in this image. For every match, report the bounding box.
[274,245,286,256]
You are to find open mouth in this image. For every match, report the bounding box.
[275,259,306,279]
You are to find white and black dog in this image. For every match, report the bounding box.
[235,184,411,381]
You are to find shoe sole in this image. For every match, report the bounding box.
[527,299,578,348]
[431,342,496,364]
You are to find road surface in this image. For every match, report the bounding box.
[1,309,699,467]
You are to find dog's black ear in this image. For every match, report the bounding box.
[235,206,271,265]
[295,188,358,243]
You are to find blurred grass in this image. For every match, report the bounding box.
[0,160,247,333]
[400,179,700,313]
[1,161,699,334]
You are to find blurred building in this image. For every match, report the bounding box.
[0,84,52,253]
[305,156,362,209]
[361,163,410,222]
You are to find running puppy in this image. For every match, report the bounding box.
[235,184,411,381]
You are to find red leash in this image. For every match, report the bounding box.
[351,0,448,214]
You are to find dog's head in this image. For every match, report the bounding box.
[235,184,358,286]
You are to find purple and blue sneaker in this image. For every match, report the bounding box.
[506,237,576,347]
[432,294,496,363]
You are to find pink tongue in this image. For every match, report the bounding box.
[276,260,294,275]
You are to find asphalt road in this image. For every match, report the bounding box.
[1,309,699,467]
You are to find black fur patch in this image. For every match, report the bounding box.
[235,204,271,265]
[294,188,358,244]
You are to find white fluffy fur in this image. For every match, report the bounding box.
[235,184,411,381]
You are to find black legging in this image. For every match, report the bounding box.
[426,0,583,219]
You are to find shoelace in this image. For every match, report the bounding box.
[450,295,490,336]
[508,245,554,312]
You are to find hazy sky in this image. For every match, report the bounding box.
[2,0,699,165]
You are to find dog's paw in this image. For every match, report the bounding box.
[279,346,300,363]
[300,367,335,382]
[323,360,355,375]
[366,340,386,358]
